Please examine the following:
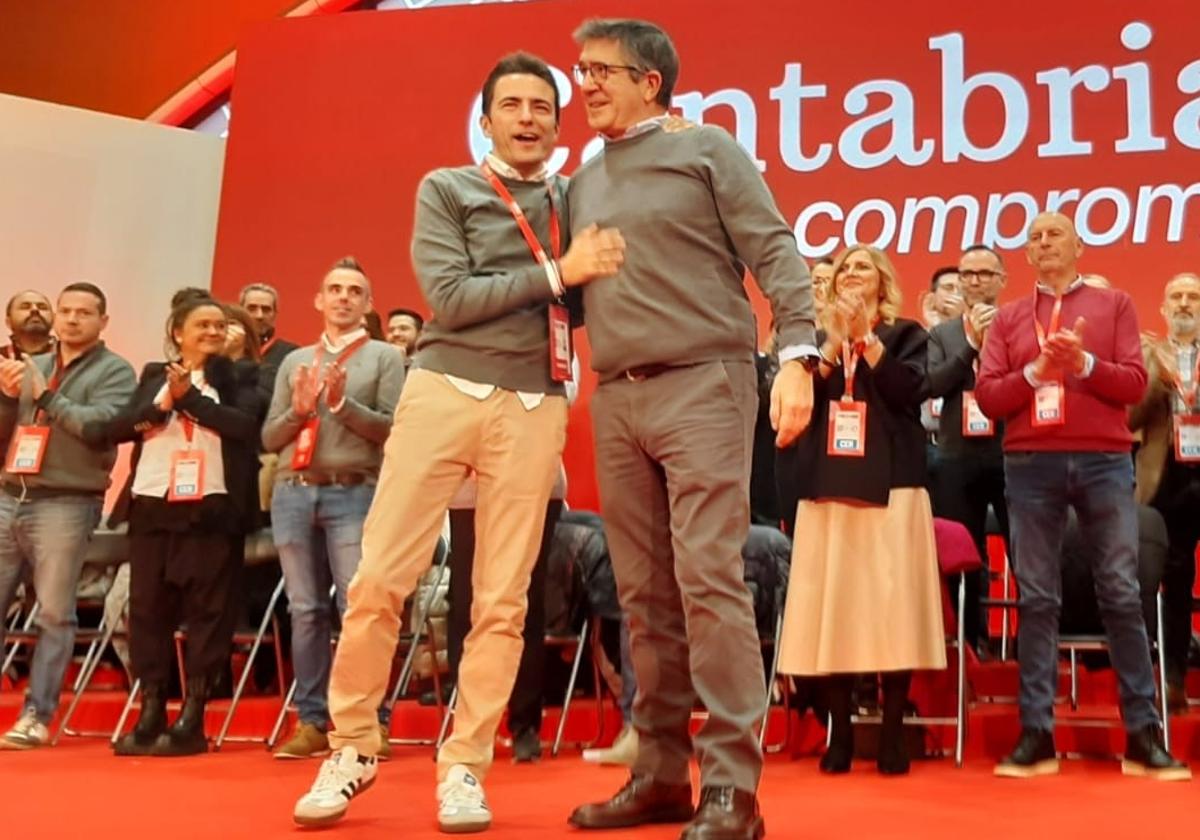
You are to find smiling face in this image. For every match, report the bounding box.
[479,73,559,176]
[174,303,228,360]
[575,38,663,137]
[314,268,371,332]
[833,249,883,306]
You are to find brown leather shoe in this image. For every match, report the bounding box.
[568,774,693,829]
[679,787,764,840]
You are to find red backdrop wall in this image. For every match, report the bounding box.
[210,0,1200,510]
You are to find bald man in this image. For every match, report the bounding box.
[975,212,1189,780]
[1129,272,1200,713]
[4,291,54,360]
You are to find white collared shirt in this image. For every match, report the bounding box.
[133,370,227,498]
[321,327,367,355]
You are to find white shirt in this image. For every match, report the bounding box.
[132,370,227,498]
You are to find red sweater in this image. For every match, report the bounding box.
[975,283,1146,452]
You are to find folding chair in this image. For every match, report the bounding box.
[757,612,792,753]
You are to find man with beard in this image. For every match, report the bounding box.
[1129,271,1200,713]
[3,291,55,360]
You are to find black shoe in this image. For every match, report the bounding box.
[113,682,167,756]
[512,728,542,763]
[679,787,764,840]
[1122,725,1192,781]
[152,676,209,757]
[819,739,853,774]
[568,775,694,830]
[994,728,1058,778]
[876,732,910,776]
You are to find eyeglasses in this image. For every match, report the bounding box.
[959,270,1004,282]
[572,62,644,85]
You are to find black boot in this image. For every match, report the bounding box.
[113,682,168,756]
[820,674,854,774]
[152,676,209,756]
[877,671,912,775]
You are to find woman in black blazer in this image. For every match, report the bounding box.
[89,296,261,757]
[776,245,946,775]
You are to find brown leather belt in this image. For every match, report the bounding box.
[284,472,373,488]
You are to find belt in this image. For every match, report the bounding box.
[621,363,675,382]
[2,482,98,501]
[283,472,373,488]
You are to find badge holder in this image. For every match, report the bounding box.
[168,449,206,503]
[549,303,572,383]
[1031,381,1066,427]
[292,417,320,471]
[5,426,50,474]
[827,341,867,457]
[1175,415,1200,462]
[962,391,995,437]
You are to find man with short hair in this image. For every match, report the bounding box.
[3,291,55,360]
[0,282,136,748]
[565,18,817,840]
[927,244,1010,651]
[923,267,965,329]
[977,212,1189,781]
[293,52,622,833]
[1129,271,1200,712]
[386,308,424,363]
[810,257,834,317]
[263,257,404,761]
[241,283,299,379]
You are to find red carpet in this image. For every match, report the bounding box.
[1,739,1193,839]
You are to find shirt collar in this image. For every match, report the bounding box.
[1035,275,1085,296]
[322,327,367,354]
[603,113,670,144]
[484,153,548,183]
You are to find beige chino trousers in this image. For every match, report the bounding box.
[326,369,566,781]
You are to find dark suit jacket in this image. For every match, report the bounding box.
[88,356,264,534]
[782,318,929,506]
[926,316,1004,457]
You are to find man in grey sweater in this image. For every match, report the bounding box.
[294,52,623,833]
[0,282,136,748]
[262,256,404,761]
[565,20,818,840]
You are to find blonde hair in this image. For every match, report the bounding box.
[829,244,903,325]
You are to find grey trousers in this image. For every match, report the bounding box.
[592,360,765,792]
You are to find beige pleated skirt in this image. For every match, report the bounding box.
[778,487,947,675]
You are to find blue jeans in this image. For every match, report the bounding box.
[1004,451,1160,733]
[0,493,102,722]
[272,482,382,726]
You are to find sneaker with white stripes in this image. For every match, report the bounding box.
[437,764,491,833]
[293,746,378,827]
[2,709,49,750]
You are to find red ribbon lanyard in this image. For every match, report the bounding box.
[180,416,196,445]
[480,163,561,266]
[1033,292,1064,352]
[840,340,862,402]
[261,336,278,356]
[313,334,371,371]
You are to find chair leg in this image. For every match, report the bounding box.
[435,684,458,752]
[1155,590,1171,751]
[1069,649,1078,711]
[391,540,450,705]
[1,602,39,678]
[111,677,141,745]
[55,591,130,745]
[215,575,286,750]
[758,613,784,750]
[268,678,299,749]
[956,573,967,767]
[553,617,590,757]
[1000,552,1011,662]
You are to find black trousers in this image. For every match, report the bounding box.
[1150,457,1200,686]
[128,529,241,685]
[447,500,562,735]
[933,451,1009,646]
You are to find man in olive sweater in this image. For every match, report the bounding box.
[565,19,818,840]
[293,53,623,833]
[0,282,135,748]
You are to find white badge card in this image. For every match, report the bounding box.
[5,425,50,474]
[168,449,206,503]
[827,400,867,457]
[1175,416,1200,462]
[962,391,995,437]
[1031,381,1066,427]
[930,397,944,419]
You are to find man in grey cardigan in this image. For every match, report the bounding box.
[262,256,404,761]
[294,52,623,833]
[0,282,136,748]
[566,19,818,840]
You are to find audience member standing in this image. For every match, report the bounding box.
[0,283,136,748]
[977,212,1189,781]
[3,291,55,360]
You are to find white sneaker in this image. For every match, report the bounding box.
[582,724,638,767]
[437,764,491,833]
[293,746,378,827]
[2,710,49,750]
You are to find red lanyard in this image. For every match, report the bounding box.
[261,336,278,356]
[840,341,862,402]
[1032,292,1064,351]
[480,164,561,266]
[313,334,371,371]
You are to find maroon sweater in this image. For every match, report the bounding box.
[976,283,1146,452]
